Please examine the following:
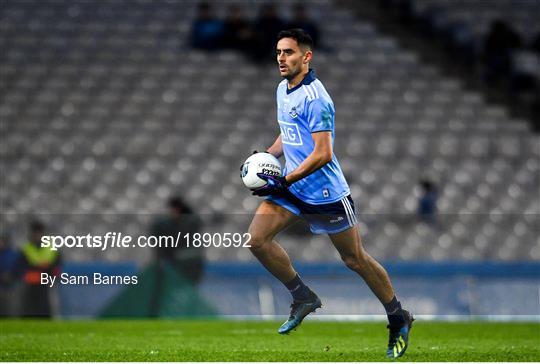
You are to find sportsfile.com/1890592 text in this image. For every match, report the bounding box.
[40,232,252,251]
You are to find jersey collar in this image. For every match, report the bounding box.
[286,69,316,95]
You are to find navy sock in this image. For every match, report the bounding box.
[384,296,405,326]
[284,274,311,301]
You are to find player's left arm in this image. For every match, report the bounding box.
[266,135,283,158]
[284,131,332,185]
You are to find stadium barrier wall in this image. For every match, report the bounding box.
[55,261,539,320]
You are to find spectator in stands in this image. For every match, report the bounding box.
[251,4,285,62]
[287,4,320,49]
[149,196,204,316]
[17,221,61,317]
[221,5,254,55]
[417,179,438,225]
[190,2,224,51]
[483,19,522,83]
[0,232,19,316]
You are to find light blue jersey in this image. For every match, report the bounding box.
[277,69,350,204]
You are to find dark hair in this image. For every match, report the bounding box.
[168,196,192,214]
[420,179,436,192]
[30,220,45,233]
[277,28,314,49]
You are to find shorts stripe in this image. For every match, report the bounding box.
[340,198,353,227]
[346,197,357,225]
[341,197,356,227]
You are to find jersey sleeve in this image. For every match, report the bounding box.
[306,98,334,133]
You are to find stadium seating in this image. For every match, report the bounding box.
[1,0,538,264]
[407,0,540,45]
[402,0,540,92]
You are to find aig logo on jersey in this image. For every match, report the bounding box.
[278,120,303,146]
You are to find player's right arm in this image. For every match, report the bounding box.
[266,135,283,158]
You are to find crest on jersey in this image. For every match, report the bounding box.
[289,106,298,118]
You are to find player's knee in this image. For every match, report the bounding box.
[341,253,368,273]
[247,230,272,252]
[342,255,361,272]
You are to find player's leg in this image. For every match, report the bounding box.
[248,200,299,282]
[248,200,321,334]
[329,226,414,358]
[329,226,394,303]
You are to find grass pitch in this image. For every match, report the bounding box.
[1,319,539,361]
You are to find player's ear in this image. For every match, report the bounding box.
[303,50,312,64]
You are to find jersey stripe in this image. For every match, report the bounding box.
[309,84,319,99]
[303,86,314,101]
[302,85,314,101]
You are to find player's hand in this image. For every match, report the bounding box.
[252,174,290,196]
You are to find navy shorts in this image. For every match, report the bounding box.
[267,192,357,235]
